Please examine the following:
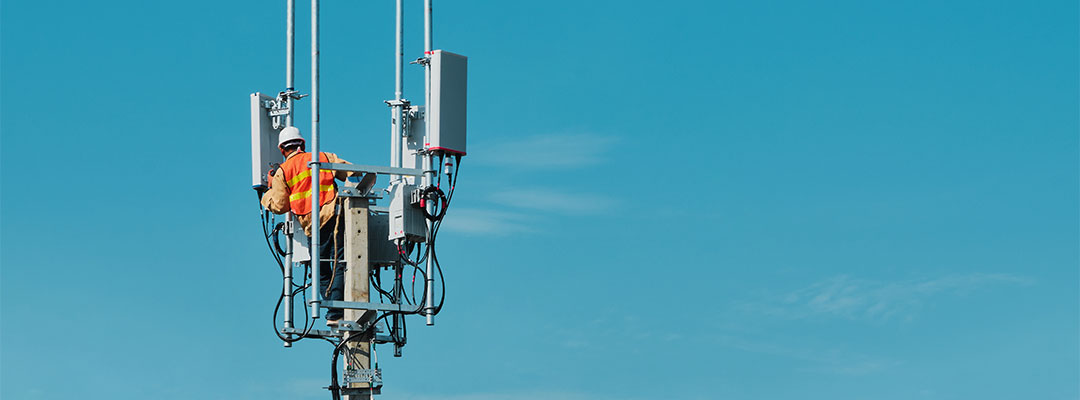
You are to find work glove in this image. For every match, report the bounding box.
[267,164,281,188]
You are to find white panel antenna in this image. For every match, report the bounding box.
[426,50,467,155]
[250,93,283,188]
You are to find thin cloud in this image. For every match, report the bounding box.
[393,391,637,400]
[737,273,1033,322]
[440,208,535,235]
[712,332,899,376]
[489,188,613,215]
[441,189,613,236]
[284,378,327,398]
[807,359,898,376]
[474,133,618,169]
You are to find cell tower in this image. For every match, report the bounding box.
[248,1,466,398]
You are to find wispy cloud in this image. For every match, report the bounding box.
[393,391,637,400]
[440,208,535,235]
[284,378,328,398]
[474,133,617,169]
[489,188,613,215]
[736,273,1034,322]
[711,332,900,376]
[441,187,613,236]
[443,133,618,236]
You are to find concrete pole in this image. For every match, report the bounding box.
[344,198,373,398]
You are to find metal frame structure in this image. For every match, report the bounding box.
[252,0,465,398]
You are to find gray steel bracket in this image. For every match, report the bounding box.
[321,300,422,313]
[281,327,342,338]
[339,187,382,199]
[343,368,383,387]
[341,387,382,396]
[323,162,424,177]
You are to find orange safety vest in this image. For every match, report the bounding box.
[280,152,337,216]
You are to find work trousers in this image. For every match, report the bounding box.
[313,210,346,321]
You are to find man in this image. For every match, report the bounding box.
[261,126,356,325]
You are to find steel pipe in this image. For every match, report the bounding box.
[423,0,435,326]
[309,0,322,320]
[390,0,404,182]
[285,0,295,126]
[282,0,296,345]
[321,300,419,313]
[321,162,423,176]
[283,223,294,328]
[284,0,297,329]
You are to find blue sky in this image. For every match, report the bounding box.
[2,0,1077,399]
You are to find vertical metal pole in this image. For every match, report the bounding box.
[396,0,404,107]
[285,0,295,126]
[390,112,400,178]
[282,0,296,346]
[393,263,403,357]
[424,0,432,54]
[423,0,436,326]
[392,0,406,349]
[390,0,404,181]
[309,0,322,320]
[284,224,294,327]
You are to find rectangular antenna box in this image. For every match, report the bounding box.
[250,93,283,187]
[401,105,426,184]
[426,50,467,156]
[292,211,398,265]
[389,183,426,242]
[367,212,402,265]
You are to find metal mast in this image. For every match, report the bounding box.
[281,0,297,341]
[390,0,405,181]
[285,0,295,127]
[423,0,436,326]
[309,0,322,320]
[250,0,468,394]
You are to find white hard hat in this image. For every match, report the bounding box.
[278,126,306,148]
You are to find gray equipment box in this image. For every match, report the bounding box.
[389,183,426,242]
[367,212,401,265]
[426,50,467,156]
[300,210,397,265]
[250,93,283,188]
[401,105,426,185]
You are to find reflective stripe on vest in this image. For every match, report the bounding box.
[289,185,335,202]
[280,152,337,216]
[287,169,312,187]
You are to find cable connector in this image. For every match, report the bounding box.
[409,187,424,207]
[443,158,454,176]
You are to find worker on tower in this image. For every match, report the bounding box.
[261,126,357,326]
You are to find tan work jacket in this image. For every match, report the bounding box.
[260,150,357,236]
